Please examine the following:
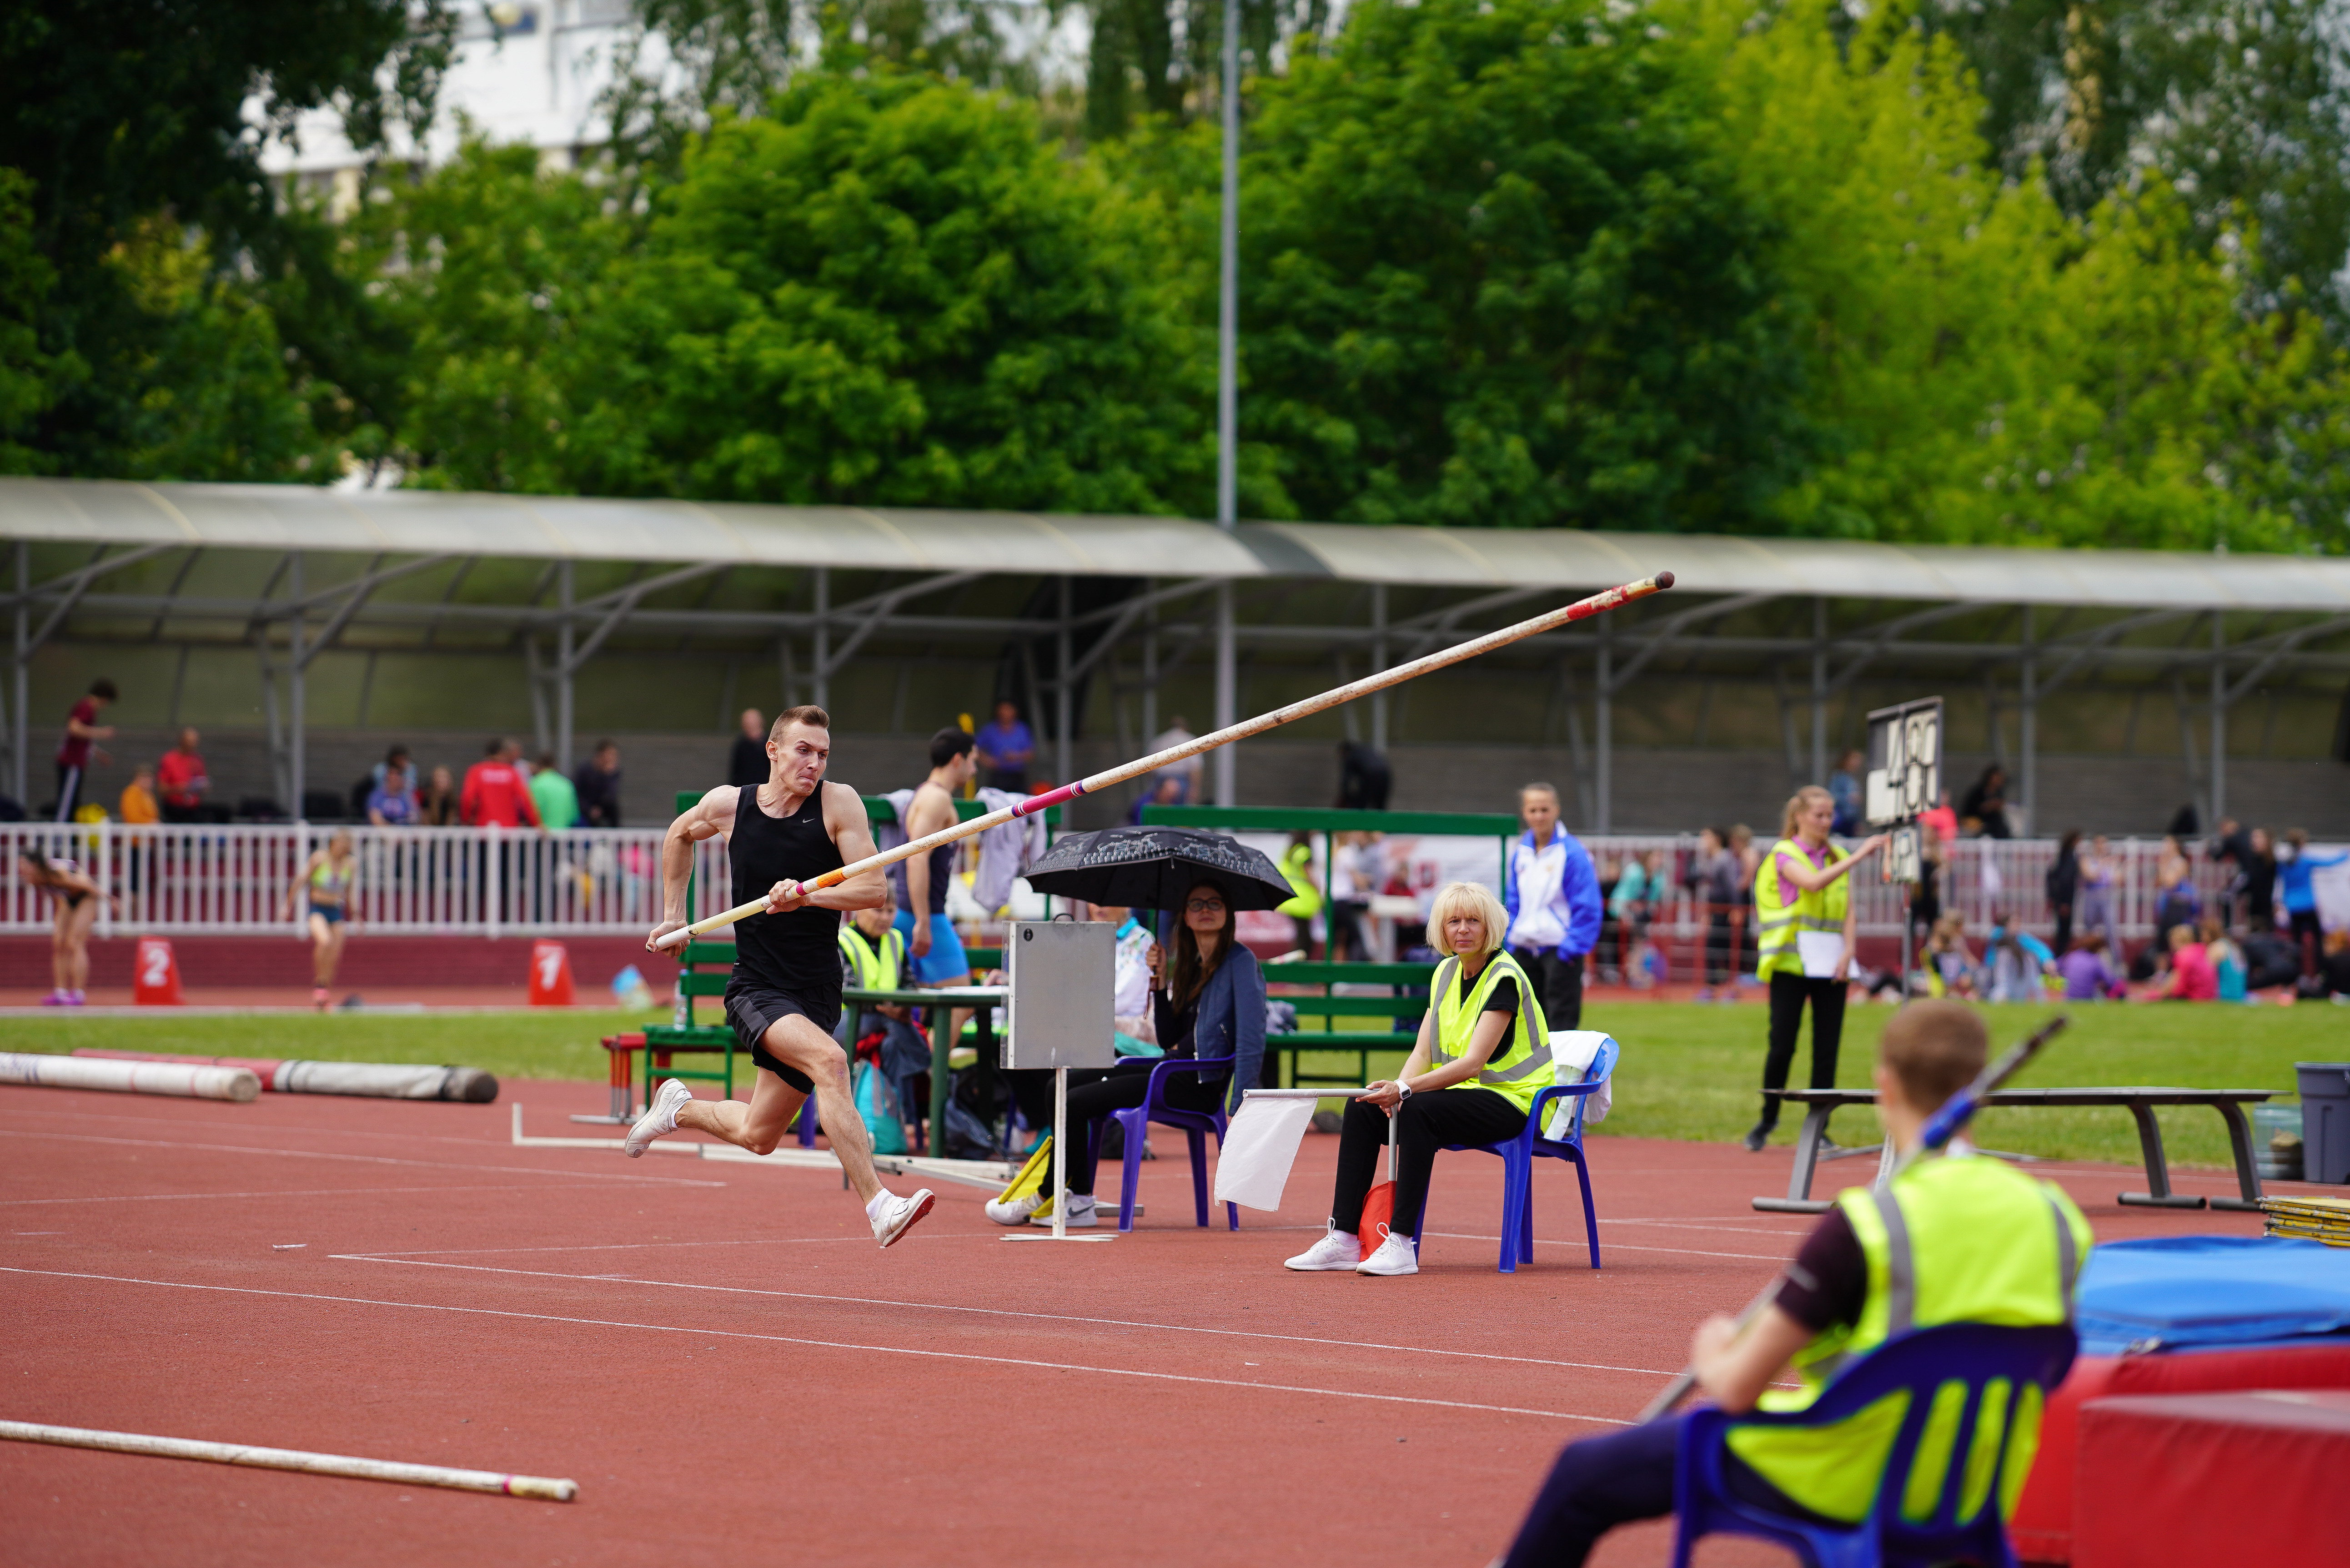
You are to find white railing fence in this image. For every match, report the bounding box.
[1,821,2235,945]
[1,823,738,937]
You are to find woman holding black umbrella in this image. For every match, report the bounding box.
[986,879,1265,1229]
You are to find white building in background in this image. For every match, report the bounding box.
[257,0,653,210]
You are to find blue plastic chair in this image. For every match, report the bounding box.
[1087,1056,1240,1233]
[1674,1322,2079,1568]
[1414,1036,1618,1273]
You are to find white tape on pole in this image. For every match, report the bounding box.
[0,1420,577,1501]
[0,1053,258,1102]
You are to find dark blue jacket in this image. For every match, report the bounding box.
[1502,828,1603,960]
[1189,944,1267,1115]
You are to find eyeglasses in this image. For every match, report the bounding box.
[1185,898,1226,913]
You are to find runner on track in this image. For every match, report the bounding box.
[632,704,935,1248]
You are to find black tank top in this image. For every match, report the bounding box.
[729,784,845,992]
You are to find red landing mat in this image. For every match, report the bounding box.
[2073,1390,2350,1568]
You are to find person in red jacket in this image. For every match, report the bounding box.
[461,739,543,926]
[460,739,543,829]
[2163,924,2218,1001]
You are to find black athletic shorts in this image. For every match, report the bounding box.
[723,976,840,1095]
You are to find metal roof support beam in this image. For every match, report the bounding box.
[558,559,575,771]
[813,569,829,712]
[1596,615,1613,833]
[146,548,206,641]
[2020,605,2037,828]
[1812,597,1828,787]
[1606,592,1775,694]
[2220,612,2350,705]
[2010,608,2196,701]
[561,561,733,677]
[1827,600,1988,694]
[24,543,177,655]
[1057,575,1074,786]
[2211,614,2227,828]
[1371,583,1388,752]
[821,571,983,678]
[10,540,24,800]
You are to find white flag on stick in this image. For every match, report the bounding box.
[1214,1097,1321,1211]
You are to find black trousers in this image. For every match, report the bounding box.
[1329,1088,1526,1238]
[1004,1060,1221,1196]
[1755,970,1846,1133]
[1500,1415,1823,1568]
[1510,946,1585,1031]
[2050,900,2074,959]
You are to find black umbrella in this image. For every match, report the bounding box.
[1022,827,1295,913]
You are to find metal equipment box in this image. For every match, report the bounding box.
[1002,920,1115,1072]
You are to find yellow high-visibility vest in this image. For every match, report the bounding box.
[1753,836,1849,980]
[1426,950,1552,1111]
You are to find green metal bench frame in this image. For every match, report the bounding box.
[1263,959,1436,1086]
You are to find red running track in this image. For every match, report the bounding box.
[0,1079,2269,1568]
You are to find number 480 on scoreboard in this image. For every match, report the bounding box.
[1864,697,1942,886]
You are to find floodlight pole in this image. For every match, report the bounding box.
[1213,0,1240,810]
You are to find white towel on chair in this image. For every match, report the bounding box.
[1213,1097,1319,1211]
[1544,1030,1616,1139]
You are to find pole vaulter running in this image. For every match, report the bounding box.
[626,570,1673,1250]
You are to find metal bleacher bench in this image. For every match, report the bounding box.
[1265,960,1434,1087]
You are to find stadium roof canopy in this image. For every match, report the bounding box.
[5,477,2348,828]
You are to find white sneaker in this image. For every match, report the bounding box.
[1283,1226,1362,1271]
[1355,1232,1419,1276]
[872,1188,936,1249]
[625,1079,693,1158]
[1059,1193,1099,1228]
[984,1190,1045,1226]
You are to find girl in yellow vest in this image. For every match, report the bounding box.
[1501,1001,2090,1565]
[1745,787,1884,1152]
[1284,881,1552,1277]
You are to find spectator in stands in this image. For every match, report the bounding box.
[1149,715,1202,804]
[20,847,112,1005]
[1337,741,1392,811]
[118,762,159,825]
[1981,911,2054,1002]
[1603,850,1650,983]
[1918,788,1959,848]
[372,744,413,795]
[2058,935,2122,1000]
[2044,829,2081,955]
[1128,772,1184,825]
[973,699,1036,792]
[2209,817,2258,930]
[2277,829,2348,977]
[2153,837,2200,936]
[1924,913,1975,998]
[1959,763,2010,838]
[2241,927,2303,992]
[419,765,462,826]
[1729,824,1761,983]
[2200,915,2247,1001]
[52,677,116,821]
[1690,827,1740,999]
[367,762,418,826]
[2077,834,2118,948]
[1329,830,1379,962]
[2323,930,2350,999]
[2242,826,2278,932]
[531,751,580,830]
[1828,748,1865,837]
[156,727,209,823]
[573,741,623,828]
[2163,925,2217,1001]
[1503,783,1600,1030]
[728,709,767,789]
[460,740,542,829]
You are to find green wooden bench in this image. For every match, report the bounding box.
[638,940,741,1101]
[1262,960,1436,1086]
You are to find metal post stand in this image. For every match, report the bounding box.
[1004,1065,1114,1242]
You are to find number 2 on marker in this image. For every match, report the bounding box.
[142,947,170,987]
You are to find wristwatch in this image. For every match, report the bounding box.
[1395,1083,1413,1103]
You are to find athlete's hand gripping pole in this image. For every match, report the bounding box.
[1632,1013,2069,1425]
[656,571,1676,950]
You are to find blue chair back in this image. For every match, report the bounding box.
[1539,1035,1619,1148]
[1098,1056,1240,1233]
[1413,1034,1620,1272]
[1674,1322,2079,1568]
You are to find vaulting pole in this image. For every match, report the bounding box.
[655,572,1675,950]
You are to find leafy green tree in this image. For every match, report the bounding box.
[1226,0,1816,529]
[0,0,454,476]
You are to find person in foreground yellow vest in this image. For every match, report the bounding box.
[1746,785,1886,1152]
[1283,881,1552,1277]
[1499,1001,2090,1566]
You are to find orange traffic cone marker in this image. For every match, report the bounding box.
[133,937,184,1006]
[528,940,576,1007]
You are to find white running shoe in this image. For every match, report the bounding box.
[872,1188,937,1249]
[1283,1226,1362,1271]
[984,1190,1046,1226]
[625,1078,692,1158]
[1355,1232,1419,1276]
[1059,1193,1099,1229]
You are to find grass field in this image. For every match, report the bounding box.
[7,998,2335,1168]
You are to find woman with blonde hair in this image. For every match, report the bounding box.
[1743,786,1882,1152]
[283,829,360,1010]
[1285,881,1552,1277]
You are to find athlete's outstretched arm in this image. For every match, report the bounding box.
[647,787,736,950]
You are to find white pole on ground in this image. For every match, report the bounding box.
[0,1053,258,1101]
[0,1420,577,1501]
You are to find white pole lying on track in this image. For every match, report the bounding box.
[0,1052,259,1102]
[0,1420,578,1502]
[657,570,1675,950]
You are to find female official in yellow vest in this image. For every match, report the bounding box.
[1745,786,1885,1152]
[1500,1001,2091,1566]
[1284,881,1552,1278]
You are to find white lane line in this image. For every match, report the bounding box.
[357,1236,902,1256]
[1421,1231,1787,1263]
[0,1129,721,1187]
[0,1266,1627,1427]
[0,1183,645,1208]
[332,1255,1682,1377]
[1597,1219,1814,1237]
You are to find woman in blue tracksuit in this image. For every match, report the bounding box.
[2277,829,2350,978]
[1501,784,1602,1030]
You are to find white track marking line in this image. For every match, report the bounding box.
[0,1266,1627,1427]
[0,1128,722,1187]
[357,1236,905,1256]
[332,1254,1682,1377]
[1421,1230,1788,1262]
[1597,1219,1814,1236]
[0,1183,641,1208]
